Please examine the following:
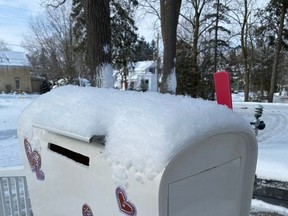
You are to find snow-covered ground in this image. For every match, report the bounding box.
[0,93,39,168]
[0,89,288,215]
[233,95,288,182]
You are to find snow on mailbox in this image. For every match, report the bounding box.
[17,86,257,216]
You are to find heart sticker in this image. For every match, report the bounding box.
[116,187,136,216]
[82,204,93,216]
[24,138,45,181]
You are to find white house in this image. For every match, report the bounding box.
[115,60,159,92]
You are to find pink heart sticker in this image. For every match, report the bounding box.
[116,187,136,216]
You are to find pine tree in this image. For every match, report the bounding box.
[111,0,138,69]
[176,40,194,96]
[205,0,231,72]
[133,37,156,62]
[110,0,139,89]
[204,0,231,100]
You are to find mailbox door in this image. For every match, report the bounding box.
[169,158,240,215]
[159,132,257,216]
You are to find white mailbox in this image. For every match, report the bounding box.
[17,86,257,216]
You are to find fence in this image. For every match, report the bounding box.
[0,168,32,216]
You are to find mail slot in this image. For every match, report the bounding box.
[17,86,257,216]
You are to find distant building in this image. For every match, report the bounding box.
[115,60,159,92]
[0,51,32,93]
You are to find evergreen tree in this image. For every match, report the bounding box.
[110,0,139,89]
[111,0,138,70]
[205,0,231,72]
[204,0,231,100]
[133,37,156,62]
[198,37,215,99]
[176,39,193,96]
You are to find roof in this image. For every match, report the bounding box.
[131,61,156,71]
[0,51,30,67]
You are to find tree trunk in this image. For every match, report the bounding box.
[213,0,220,74]
[84,0,113,88]
[268,4,287,102]
[160,0,182,93]
[241,0,249,102]
[211,0,220,101]
[190,1,201,98]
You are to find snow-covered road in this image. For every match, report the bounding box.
[233,101,288,182]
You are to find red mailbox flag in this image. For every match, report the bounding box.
[214,71,233,109]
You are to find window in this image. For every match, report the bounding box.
[140,79,149,92]
[15,78,20,90]
[128,82,135,90]
[149,67,155,74]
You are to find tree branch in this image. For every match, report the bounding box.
[46,0,66,8]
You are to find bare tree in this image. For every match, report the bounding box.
[23,5,78,82]
[177,0,213,97]
[160,0,182,93]
[138,0,161,32]
[230,0,254,101]
[240,0,251,102]
[268,1,288,102]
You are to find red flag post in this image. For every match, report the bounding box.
[214,71,233,109]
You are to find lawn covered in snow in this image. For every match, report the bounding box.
[0,93,39,168]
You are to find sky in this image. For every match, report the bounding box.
[0,0,44,52]
[0,0,271,53]
[0,0,156,53]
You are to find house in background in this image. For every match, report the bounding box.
[0,51,32,93]
[115,60,159,92]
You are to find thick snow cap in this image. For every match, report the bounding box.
[18,85,254,183]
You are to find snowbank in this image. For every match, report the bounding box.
[18,85,254,180]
